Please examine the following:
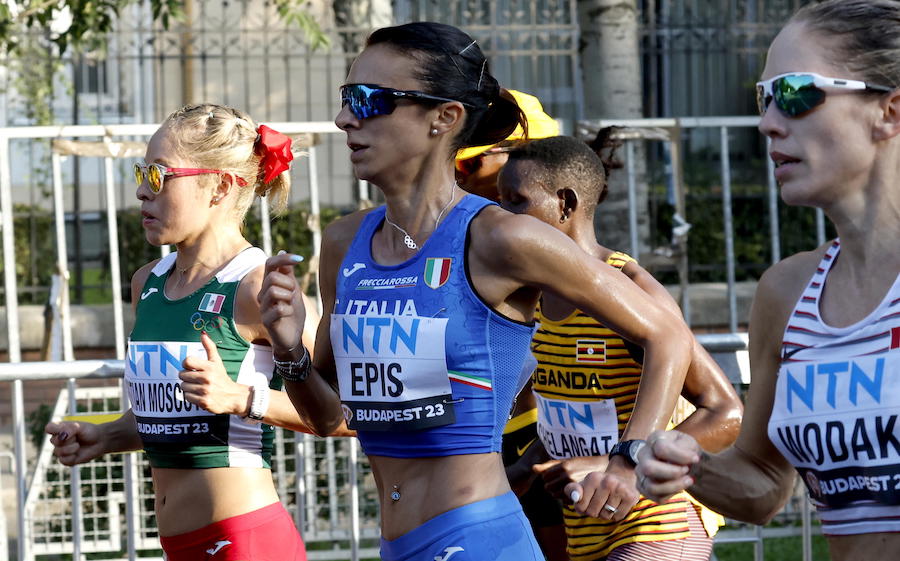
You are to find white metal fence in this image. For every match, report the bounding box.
[0,338,820,561]
[0,120,344,364]
[1,117,827,560]
[3,362,381,561]
[578,116,831,334]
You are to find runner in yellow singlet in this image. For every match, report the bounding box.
[498,134,743,560]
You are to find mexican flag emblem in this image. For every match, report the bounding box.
[424,257,452,289]
[198,293,226,313]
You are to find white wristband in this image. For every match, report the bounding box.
[245,383,270,424]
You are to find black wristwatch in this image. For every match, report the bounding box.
[609,439,646,468]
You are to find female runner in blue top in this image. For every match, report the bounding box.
[259,22,694,561]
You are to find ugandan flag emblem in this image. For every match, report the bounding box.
[424,257,452,289]
[576,340,606,363]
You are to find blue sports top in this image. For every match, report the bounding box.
[330,194,536,458]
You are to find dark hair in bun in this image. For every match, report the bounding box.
[366,22,526,150]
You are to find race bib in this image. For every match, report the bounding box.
[331,314,456,431]
[535,392,619,459]
[124,340,223,444]
[769,353,900,508]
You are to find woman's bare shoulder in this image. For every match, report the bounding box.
[318,207,379,286]
[468,204,562,254]
[751,240,835,355]
[322,208,378,252]
[130,259,162,293]
[756,241,833,309]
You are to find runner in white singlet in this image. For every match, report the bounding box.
[633,2,900,560]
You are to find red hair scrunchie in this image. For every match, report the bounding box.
[255,125,294,184]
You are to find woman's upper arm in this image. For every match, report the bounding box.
[623,260,743,447]
[620,260,684,318]
[472,210,686,347]
[310,212,369,387]
[732,258,809,470]
[472,211,692,439]
[312,237,339,387]
[234,263,327,352]
[300,293,321,356]
[234,265,269,342]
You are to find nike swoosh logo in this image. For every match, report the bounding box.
[140,287,158,300]
[516,437,537,457]
[782,346,807,361]
[205,540,232,556]
[435,546,465,561]
[342,263,366,277]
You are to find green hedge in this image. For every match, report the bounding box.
[649,183,836,285]
[5,189,837,304]
[4,203,347,304]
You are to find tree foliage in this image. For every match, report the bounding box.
[273,0,329,51]
[1,0,328,56]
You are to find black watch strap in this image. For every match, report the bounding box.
[609,439,646,467]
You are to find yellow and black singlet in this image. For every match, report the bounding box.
[531,251,720,560]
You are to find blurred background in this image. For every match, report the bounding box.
[0,1,829,560]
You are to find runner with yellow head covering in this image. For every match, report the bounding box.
[455,90,559,201]
[456,90,568,561]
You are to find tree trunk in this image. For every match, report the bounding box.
[577,0,649,258]
[332,0,392,72]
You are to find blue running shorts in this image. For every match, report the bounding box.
[380,492,543,561]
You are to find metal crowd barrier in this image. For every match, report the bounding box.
[0,121,341,365]
[1,362,380,561]
[1,116,824,559]
[3,116,829,363]
[0,335,819,561]
[578,116,830,332]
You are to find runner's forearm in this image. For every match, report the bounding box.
[686,443,796,524]
[674,406,742,453]
[281,368,345,436]
[102,410,144,454]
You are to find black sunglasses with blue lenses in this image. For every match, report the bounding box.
[756,72,894,118]
[340,84,469,119]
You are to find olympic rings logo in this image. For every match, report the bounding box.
[190,312,226,332]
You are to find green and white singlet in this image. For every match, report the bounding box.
[124,247,280,469]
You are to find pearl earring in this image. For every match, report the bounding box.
[430,128,438,136]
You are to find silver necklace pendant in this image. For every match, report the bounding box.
[385,182,456,252]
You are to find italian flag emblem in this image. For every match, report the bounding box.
[424,257,452,289]
[198,293,226,313]
[448,370,492,391]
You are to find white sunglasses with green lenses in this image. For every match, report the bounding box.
[756,72,893,118]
